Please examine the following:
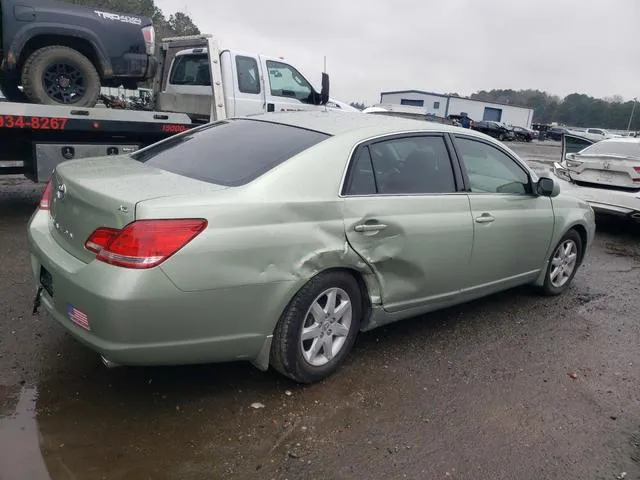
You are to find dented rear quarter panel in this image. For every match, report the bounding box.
[135,132,390,335]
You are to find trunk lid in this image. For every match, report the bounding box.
[49,155,226,263]
[566,154,640,190]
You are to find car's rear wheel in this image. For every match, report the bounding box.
[21,46,101,107]
[270,271,362,383]
[540,229,583,296]
[499,133,505,141]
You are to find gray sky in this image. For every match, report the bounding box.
[156,0,640,105]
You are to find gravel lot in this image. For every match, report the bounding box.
[1,140,639,480]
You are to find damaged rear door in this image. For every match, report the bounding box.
[341,134,473,313]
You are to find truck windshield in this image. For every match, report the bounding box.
[169,53,211,86]
[131,119,330,186]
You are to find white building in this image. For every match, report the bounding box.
[378,90,535,128]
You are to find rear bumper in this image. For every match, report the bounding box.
[27,210,294,367]
[552,165,640,219]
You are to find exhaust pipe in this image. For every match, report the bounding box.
[631,212,640,223]
[100,355,121,369]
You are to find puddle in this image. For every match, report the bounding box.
[0,386,50,480]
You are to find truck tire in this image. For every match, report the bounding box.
[0,78,28,102]
[21,46,101,107]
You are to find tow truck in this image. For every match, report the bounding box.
[0,35,335,182]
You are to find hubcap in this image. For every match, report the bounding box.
[300,287,352,367]
[549,239,578,288]
[43,62,86,104]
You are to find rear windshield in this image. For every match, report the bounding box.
[580,141,640,159]
[132,119,330,186]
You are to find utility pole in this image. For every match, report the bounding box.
[627,97,637,132]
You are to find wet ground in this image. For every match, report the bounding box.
[1,141,639,480]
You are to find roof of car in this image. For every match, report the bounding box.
[237,110,472,137]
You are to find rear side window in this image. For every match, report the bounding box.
[169,54,211,86]
[236,56,260,94]
[343,136,457,195]
[133,120,330,186]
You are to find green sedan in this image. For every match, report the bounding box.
[28,111,596,384]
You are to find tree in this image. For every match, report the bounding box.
[350,102,366,111]
[167,12,200,36]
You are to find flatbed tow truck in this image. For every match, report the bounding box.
[0,34,333,182]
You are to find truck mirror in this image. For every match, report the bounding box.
[320,73,329,105]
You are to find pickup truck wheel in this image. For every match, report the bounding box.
[0,79,27,102]
[21,46,101,107]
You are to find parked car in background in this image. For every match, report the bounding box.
[512,126,535,142]
[547,127,570,141]
[472,120,514,141]
[553,133,640,222]
[28,111,595,384]
[585,128,622,139]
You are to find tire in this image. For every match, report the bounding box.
[0,78,27,102]
[21,46,101,107]
[270,271,362,384]
[499,133,505,141]
[540,229,583,296]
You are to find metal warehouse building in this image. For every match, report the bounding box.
[379,90,534,128]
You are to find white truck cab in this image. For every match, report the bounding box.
[163,46,357,118]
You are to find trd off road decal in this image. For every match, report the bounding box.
[94,11,142,25]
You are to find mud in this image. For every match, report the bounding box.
[1,142,639,480]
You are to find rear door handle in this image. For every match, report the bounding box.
[354,223,388,232]
[475,214,495,224]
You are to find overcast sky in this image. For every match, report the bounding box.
[156,0,640,105]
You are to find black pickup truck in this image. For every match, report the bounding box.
[0,0,157,107]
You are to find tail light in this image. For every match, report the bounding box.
[85,219,207,269]
[141,25,156,55]
[39,180,53,210]
[84,227,120,253]
[633,166,640,182]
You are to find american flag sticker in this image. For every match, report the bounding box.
[66,304,90,331]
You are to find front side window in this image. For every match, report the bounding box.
[344,136,456,195]
[169,54,211,86]
[236,56,260,94]
[455,137,531,194]
[266,60,313,103]
[132,119,330,186]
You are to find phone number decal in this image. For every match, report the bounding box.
[0,115,68,130]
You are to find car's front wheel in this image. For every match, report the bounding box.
[540,229,583,296]
[270,271,362,383]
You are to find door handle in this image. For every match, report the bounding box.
[475,214,495,224]
[354,223,388,232]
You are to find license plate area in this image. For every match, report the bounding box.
[39,266,54,297]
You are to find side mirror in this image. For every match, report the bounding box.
[565,152,576,161]
[320,72,329,105]
[537,176,560,197]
